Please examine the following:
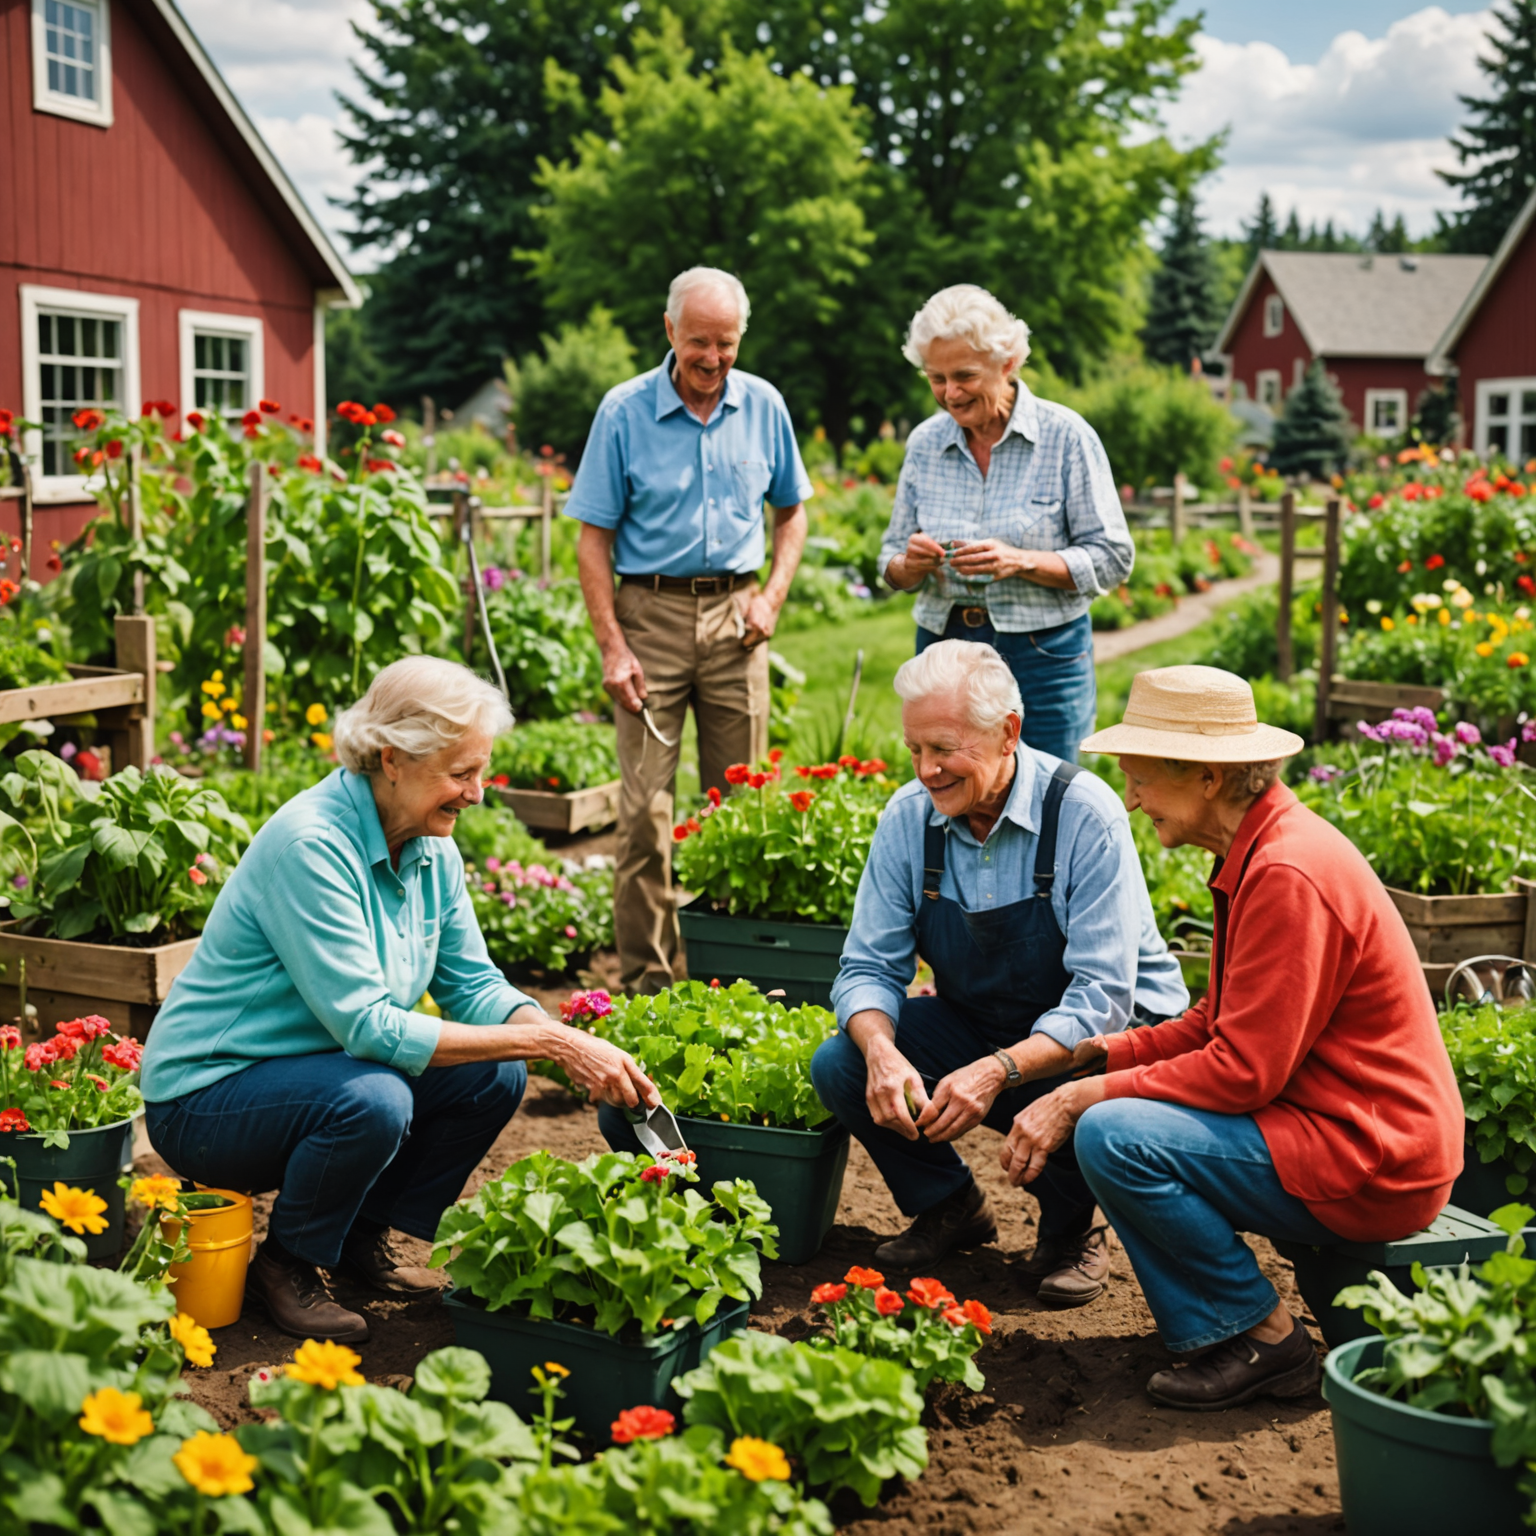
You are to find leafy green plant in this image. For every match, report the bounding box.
[431,1149,778,1336]
[673,1329,927,1507]
[1198,583,1321,678]
[452,799,549,867]
[465,854,614,975]
[673,757,896,925]
[475,574,608,722]
[573,980,836,1129]
[1442,1001,1536,1194]
[506,304,638,460]
[491,720,618,793]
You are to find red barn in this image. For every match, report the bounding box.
[0,0,359,570]
[1212,251,1486,440]
[1429,187,1536,460]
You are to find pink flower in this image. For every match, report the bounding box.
[1454,721,1482,747]
[188,867,208,886]
[1433,736,1458,767]
[563,925,577,939]
[484,857,502,873]
[1488,740,1519,768]
[0,1026,19,1051]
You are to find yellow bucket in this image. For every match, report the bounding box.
[163,1187,254,1329]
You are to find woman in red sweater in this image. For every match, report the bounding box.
[999,665,1463,1411]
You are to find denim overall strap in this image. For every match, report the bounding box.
[1032,761,1083,899]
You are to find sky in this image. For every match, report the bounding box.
[179,0,1500,265]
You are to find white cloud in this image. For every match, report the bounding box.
[1163,6,1495,237]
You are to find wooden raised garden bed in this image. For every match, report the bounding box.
[495,780,620,834]
[1387,877,1536,997]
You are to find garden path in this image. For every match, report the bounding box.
[1094,554,1279,665]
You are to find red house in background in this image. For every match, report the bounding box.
[1429,187,1536,462]
[0,0,359,569]
[1212,251,1486,440]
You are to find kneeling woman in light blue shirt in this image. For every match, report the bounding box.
[140,656,656,1346]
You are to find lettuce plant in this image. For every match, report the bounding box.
[491,719,618,793]
[1442,1001,1536,1194]
[431,1150,778,1335]
[674,1330,927,1507]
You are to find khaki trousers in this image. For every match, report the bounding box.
[613,581,769,992]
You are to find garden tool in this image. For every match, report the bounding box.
[624,1098,690,1158]
[639,701,676,748]
[460,507,510,702]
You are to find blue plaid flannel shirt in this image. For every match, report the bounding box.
[879,383,1134,634]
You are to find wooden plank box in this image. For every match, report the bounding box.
[495,780,620,834]
[1386,884,1535,967]
[0,665,143,726]
[0,925,199,1042]
[1326,677,1447,729]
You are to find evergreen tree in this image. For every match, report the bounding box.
[1143,194,1223,368]
[1269,360,1354,478]
[1411,384,1461,446]
[1243,192,1280,263]
[1282,209,1304,248]
[1439,0,1536,253]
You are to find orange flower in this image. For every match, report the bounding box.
[810,1282,847,1305]
[789,790,816,813]
[874,1286,904,1317]
[906,1277,956,1311]
[844,1265,884,1290]
[960,1298,993,1335]
[611,1405,674,1443]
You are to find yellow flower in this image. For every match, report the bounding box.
[201,700,222,721]
[286,1338,364,1390]
[724,1437,791,1483]
[1380,616,1395,632]
[130,1175,181,1212]
[1477,641,1495,658]
[220,697,237,714]
[311,732,333,752]
[40,1182,109,1235]
[200,678,225,699]
[1438,607,1452,626]
[305,703,328,727]
[173,1431,258,1497]
[169,1312,217,1368]
[231,714,247,731]
[212,670,223,683]
[1406,614,1418,625]
[79,1387,154,1445]
[542,1361,570,1378]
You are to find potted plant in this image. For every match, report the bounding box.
[490,719,620,833]
[0,751,248,1033]
[0,1017,144,1258]
[672,755,896,1005]
[1441,999,1536,1216]
[1326,1203,1536,1536]
[430,1148,777,1441]
[581,981,849,1264]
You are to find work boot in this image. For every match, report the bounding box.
[337,1226,443,1299]
[247,1241,369,1344]
[1145,1314,1321,1411]
[1016,1224,1111,1309]
[874,1181,998,1269]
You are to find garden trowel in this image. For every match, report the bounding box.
[624,1098,690,1158]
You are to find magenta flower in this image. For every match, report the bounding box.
[1433,736,1459,767]
[564,925,577,939]
[485,856,502,873]
[482,566,506,592]
[1523,720,1536,744]
[1309,764,1343,784]
[1454,721,1482,747]
[1488,740,1519,768]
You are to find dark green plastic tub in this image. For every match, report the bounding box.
[1324,1335,1525,1536]
[677,900,847,1008]
[443,1291,749,1442]
[1,1118,135,1260]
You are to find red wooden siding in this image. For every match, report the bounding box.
[1321,358,1435,437]
[1226,272,1313,408]
[1454,223,1536,409]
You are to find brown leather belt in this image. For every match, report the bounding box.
[620,573,751,595]
[959,606,989,628]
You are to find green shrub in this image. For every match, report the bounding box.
[476,575,609,721]
[492,720,618,793]
[508,306,638,461]
[1442,1001,1536,1194]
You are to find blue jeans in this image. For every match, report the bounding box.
[1075,1099,1341,1352]
[144,1053,527,1268]
[810,995,1097,1236]
[916,610,1095,763]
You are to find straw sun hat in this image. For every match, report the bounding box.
[1080,665,1305,763]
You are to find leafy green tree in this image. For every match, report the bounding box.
[528,24,873,431]
[1269,360,1354,479]
[1243,192,1280,263]
[1439,0,1536,254]
[1143,194,1223,369]
[508,306,638,461]
[324,300,386,414]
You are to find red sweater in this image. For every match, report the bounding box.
[1104,782,1463,1243]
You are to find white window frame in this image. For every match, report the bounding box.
[178,310,264,424]
[20,284,140,504]
[1365,388,1409,437]
[1255,370,1282,410]
[1475,377,1536,462]
[1263,294,1285,338]
[30,0,113,129]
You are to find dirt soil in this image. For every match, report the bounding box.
[148,974,1346,1536]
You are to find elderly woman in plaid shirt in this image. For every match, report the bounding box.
[882,286,1134,762]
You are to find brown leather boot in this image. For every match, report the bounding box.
[873,1181,998,1269]
[1016,1225,1111,1308]
[247,1242,369,1344]
[336,1227,443,1298]
[1146,1314,1320,1410]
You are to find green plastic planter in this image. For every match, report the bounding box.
[1451,1121,1525,1218]
[677,900,847,1008]
[442,1291,750,1442]
[0,1118,136,1260]
[1324,1335,1525,1536]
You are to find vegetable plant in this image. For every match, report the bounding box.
[1442,1001,1536,1195]
[0,1016,142,1146]
[673,1329,928,1507]
[431,1149,778,1335]
[475,574,609,721]
[491,719,619,794]
[673,756,896,926]
[466,854,614,975]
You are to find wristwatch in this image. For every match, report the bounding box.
[992,1048,1023,1087]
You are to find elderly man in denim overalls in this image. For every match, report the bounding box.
[811,640,1186,1305]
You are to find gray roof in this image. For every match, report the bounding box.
[1214,252,1486,360]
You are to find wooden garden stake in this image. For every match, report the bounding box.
[112,613,156,771]
[1314,497,1342,744]
[243,463,267,772]
[127,443,146,615]
[1171,472,1187,545]
[1237,482,1253,542]
[1277,491,1296,681]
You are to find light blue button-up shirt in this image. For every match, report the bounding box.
[140,769,533,1104]
[565,352,813,576]
[880,383,1134,634]
[832,747,1188,1051]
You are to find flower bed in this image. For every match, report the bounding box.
[490,719,618,795]
[465,854,614,977]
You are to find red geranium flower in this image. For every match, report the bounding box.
[1425,553,1445,570]
[810,1282,847,1305]
[75,750,105,781]
[723,764,750,786]
[71,408,104,432]
[241,410,262,428]
[858,759,887,776]
[372,402,396,423]
[672,823,690,842]
[58,1016,113,1041]
[297,453,323,473]
[259,398,281,415]
[707,786,722,806]
[0,1026,19,1050]
[768,748,784,764]
[906,1277,956,1311]
[0,1108,29,1132]
[638,1163,672,1183]
[611,1405,674,1444]
[0,410,13,435]
[838,755,860,769]
[874,1287,904,1316]
[491,773,509,788]
[48,1035,79,1062]
[844,1265,884,1290]
[102,1040,143,1071]
[105,439,123,460]
[748,772,768,789]
[960,1298,993,1334]
[365,458,398,474]
[186,411,205,431]
[789,790,816,812]
[794,766,811,778]
[808,764,840,780]
[1519,576,1536,597]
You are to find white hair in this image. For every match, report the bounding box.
[334,656,514,775]
[666,267,751,333]
[902,284,1031,373]
[893,640,1023,733]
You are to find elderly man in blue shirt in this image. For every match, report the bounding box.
[811,640,1186,1305]
[569,267,812,993]
[882,284,1135,763]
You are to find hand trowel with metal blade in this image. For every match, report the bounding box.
[624,1099,691,1158]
